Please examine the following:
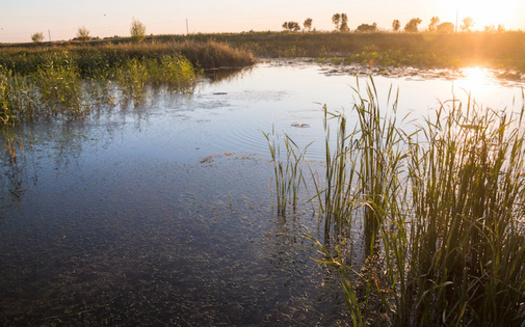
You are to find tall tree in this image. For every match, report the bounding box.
[303,18,313,32]
[428,16,440,31]
[461,17,475,32]
[332,13,341,30]
[404,18,422,33]
[282,21,301,32]
[392,19,401,32]
[339,13,349,32]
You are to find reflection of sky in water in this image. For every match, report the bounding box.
[0,61,524,325]
[183,62,525,161]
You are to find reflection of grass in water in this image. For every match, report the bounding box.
[270,80,525,326]
[0,41,253,160]
[0,40,254,127]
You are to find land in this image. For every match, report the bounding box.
[4,31,525,73]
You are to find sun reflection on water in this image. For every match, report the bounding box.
[460,67,491,92]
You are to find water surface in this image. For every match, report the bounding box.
[1,61,523,326]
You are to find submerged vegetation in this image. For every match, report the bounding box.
[269,80,525,326]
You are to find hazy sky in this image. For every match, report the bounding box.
[1,0,524,43]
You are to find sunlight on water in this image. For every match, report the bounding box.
[462,67,489,92]
[463,67,489,89]
[453,66,502,99]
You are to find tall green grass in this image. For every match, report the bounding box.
[0,40,254,127]
[269,80,525,326]
[264,127,308,217]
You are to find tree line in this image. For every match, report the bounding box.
[282,14,507,34]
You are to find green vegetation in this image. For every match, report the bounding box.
[30,32,44,44]
[76,26,91,44]
[356,23,378,33]
[392,20,401,32]
[282,21,301,32]
[332,13,350,32]
[269,80,525,326]
[130,18,146,43]
[303,18,313,32]
[0,40,254,127]
[6,28,525,73]
[428,16,440,32]
[136,31,525,73]
[405,18,423,33]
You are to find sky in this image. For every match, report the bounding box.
[1,0,524,43]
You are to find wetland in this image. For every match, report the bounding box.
[1,41,525,325]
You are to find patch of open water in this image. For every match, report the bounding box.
[0,60,524,325]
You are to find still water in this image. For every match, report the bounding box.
[1,61,523,326]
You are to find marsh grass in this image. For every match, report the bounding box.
[264,127,308,217]
[0,40,253,163]
[0,40,253,126]
[147,31,525,72]
[270,79,525,325]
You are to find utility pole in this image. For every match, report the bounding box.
[48,29,52,42]
[186,19,189,35]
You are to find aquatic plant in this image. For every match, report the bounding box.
[270,80,525,326]
[264,127,308,217]
[0,39,252,126]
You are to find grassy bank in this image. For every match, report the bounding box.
[0,40,254,126]
[148,31,525,72]
[269,81,525,326]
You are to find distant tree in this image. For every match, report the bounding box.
[76,26,90,43]
[436,22,455,33]
[303,18,313,32]
[404,18,422,33]
[428,16,440,31]
[356,23,378,33]
[497,24,505,32]
[392,19,401,32]
[31,32,44,44]
[339,13,349,32]
[332,13,341,30]
[130,18,146,43]
[282,21,301,32]
[461,17,475,32]
[484,25,496,32]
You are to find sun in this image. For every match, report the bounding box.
[443,0,518,30]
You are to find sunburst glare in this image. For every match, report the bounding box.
[457,66,492,94]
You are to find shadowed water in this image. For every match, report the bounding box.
[0,61,523,326]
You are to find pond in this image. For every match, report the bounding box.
[1,60,524,326]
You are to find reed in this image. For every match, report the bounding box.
[271,80,525,325]
[402,99,525,325]
[264,127,308,217]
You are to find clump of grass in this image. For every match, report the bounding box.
[144,55,196,91]
[264,127,308,217]
[402,99,525,325]
[32,52,84,116]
